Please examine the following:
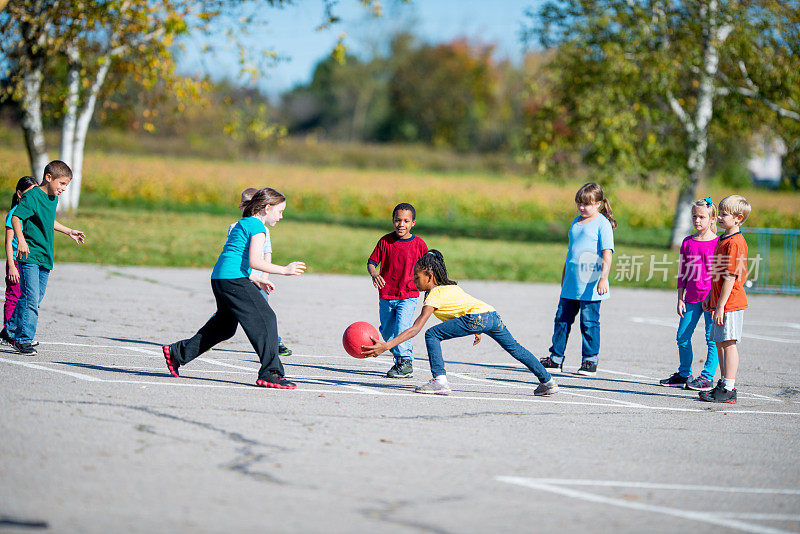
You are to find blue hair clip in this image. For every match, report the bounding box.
[703,196,713,207]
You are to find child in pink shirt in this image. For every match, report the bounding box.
[659,197,719,391]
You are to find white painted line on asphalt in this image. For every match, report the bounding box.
[302,377,389,395]
[0,358,103,381]
[40,341,161,355]
[197,357,254,371]
[714,514,800,521]
[630,317,800,343]
[497,478,800,495]
[448,371,652,408]
[496,477,798,534]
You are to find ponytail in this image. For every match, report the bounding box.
[576,182,617,229]
[415,249,457,289]
[240,187,286,217]
[11,176,38,208]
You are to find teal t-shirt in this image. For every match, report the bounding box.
[211,216,267,279]
[12,187,57,270]
[5,205,19,258]
[561,215,615,301]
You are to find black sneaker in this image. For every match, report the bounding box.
[699,381,736,403]
[13,342,37,355]
[576,361,597,376]
[539,356,563,372]
[256,372,296,390]
[386,361,413,378]
[277,342,292,357]
[659,373,690,388]
[0,328,13,346]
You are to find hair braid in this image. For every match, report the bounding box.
[415,249,457,288]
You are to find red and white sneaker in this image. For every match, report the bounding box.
[162,344,180,378]
[256,372,296,390]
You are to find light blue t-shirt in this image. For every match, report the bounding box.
[211,217,267,279]
[5,206,18,257]
[561,215,615,301]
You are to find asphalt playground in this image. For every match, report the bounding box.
[1,264,798,533]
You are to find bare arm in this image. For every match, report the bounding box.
[54,219,85,244]
[367,261,385,289]
[361,305,436,357]
[5,227,19,284]
[597,249,613,295]
[11,216,27,258]
[712,275,735,325]
[248,234,305,275]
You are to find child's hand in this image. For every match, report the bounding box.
[283,261,306,275]
[16,240,28,259]
[597,278,609,295]
[712,307,725,325]
[6,264,19,285]
[68,229,85,244]
[371,274,386,290]
[473,333,482,346]
[701,298,712,312]
[361,337,387,358]
[255,279,275,294]
[677,299,686,317]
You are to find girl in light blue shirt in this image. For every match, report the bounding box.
[540,183,616,376]
[163,187,306,389]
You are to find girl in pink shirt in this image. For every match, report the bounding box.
[659,198,719,391]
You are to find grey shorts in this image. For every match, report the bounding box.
[709,310,744,342]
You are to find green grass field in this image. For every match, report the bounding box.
[3,140,798,290]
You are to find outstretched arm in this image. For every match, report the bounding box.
[54,219,85,244]
[361,305,436,357]
[248,234,305,275]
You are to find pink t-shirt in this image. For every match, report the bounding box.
[677,235,719,303]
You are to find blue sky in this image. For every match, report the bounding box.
[178,0,543,99]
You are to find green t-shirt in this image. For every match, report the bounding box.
[13,186,57,270]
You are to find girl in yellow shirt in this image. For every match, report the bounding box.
[362,250,559,396]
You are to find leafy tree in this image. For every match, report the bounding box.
[524,0,800,247]
[0,0,381,212]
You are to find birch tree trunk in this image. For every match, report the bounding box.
[20,66,49,182]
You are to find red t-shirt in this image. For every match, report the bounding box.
[368,233,428,299]
[708,232,749,312]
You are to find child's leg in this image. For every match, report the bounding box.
[676,302,703,376]
[485,312,552,383]
[217,279,283,380]
[549,298,580,365]
[11,263,46,344]
[578,300,601,363]
[700,309,718,380]
[170,285,239,366]
[260,288,282,345]
[393,298,417,364]
[719,340,738,381]
[378,298,401,362]
[4,261,21,325]
[424,316,474,377]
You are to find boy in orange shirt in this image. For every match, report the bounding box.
[701,195,751,403]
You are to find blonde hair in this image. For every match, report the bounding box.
[692,197,717,233]
[239,187,258,207]
[575,182,617,229]
[718,194,751,224]
[240,187,286,217]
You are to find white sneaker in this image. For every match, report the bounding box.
[414,379,451,395]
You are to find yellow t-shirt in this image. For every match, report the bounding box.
[423,285,495,322]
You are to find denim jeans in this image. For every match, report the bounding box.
[424,311,552,383]
[379,297,417,364]
[6,262,50,344]
[549,298,601,365]
[676,301,718,379]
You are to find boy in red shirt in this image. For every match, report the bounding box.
[701,194,751,403]
[367,203,428,378]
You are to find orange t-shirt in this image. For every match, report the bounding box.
[707,232,748,312]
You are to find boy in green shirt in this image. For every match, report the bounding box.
[1,161,85,354]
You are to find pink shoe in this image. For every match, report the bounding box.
[162,344,180,378]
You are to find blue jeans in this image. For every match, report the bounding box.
[424,311,552,383]
[379,297,417,363]
[259,288,282,345]
[549,298,601,365]
[676,301,718,379]
[6,262,50,344]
